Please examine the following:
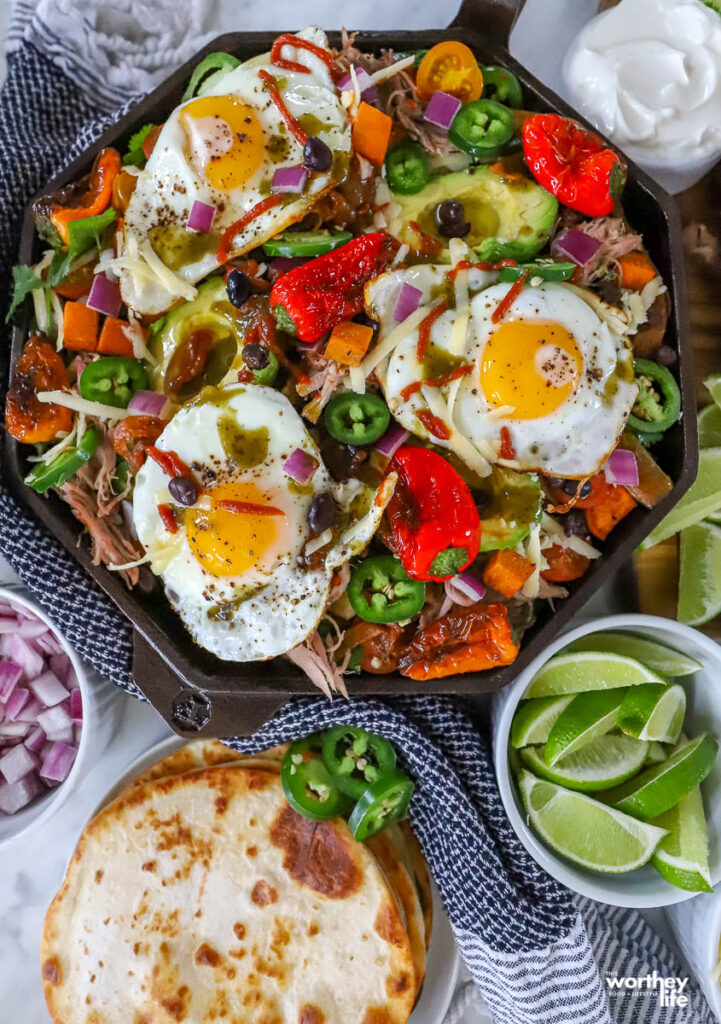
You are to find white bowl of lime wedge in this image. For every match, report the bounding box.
[492,614,721,908]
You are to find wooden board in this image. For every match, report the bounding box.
[635,167,721,635]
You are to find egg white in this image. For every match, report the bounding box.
[370,269,637,479]
[133,386,392,661]
[119,28,351,315]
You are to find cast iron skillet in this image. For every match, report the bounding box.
[2,0,697,736]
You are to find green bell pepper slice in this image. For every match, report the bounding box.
[321,726,397,800]
[385,141,430,195]
[281,734,354,822]
[324,392,390,446]
[263,229,353,258]
[25,428,101,493]
[479,65,524,108]
[79,356,149,409]
[182,52,241,102]
[627,358,681,436]
[348,771,415,841]
[448,98,515,155]
[348,555,426,624]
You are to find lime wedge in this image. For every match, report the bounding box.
[641,448,721,549]
[706,373,721,408]
[544,689,627,766]
[565,633,700,676]
[706,509,721,524]
[521,734,649,792]
[525,651,666,699]
[645,741,668,765]
[618,683,686,744]
[510,696,574,749]
[651,787,712,892]
[698,404,721,448]
[678,521,721,625]
[610,733,718,820]
[518,770,667,873]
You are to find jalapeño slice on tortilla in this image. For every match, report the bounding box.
[348,771,415,841]
[281,734,354,822]
[322,726,398,800]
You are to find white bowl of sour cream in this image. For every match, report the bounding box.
[563,0,721,193]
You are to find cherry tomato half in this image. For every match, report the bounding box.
[416,41,483,103]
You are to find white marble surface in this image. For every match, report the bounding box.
[0,0,702,1020]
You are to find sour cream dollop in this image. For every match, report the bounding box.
[563,0,721,166]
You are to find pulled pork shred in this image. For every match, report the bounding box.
[285,627,350,699]
[56,431,143,587]
[573,216,644,285]
[298,348,346,423]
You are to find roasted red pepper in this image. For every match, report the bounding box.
[5,335,73,443]
[522,114,626,218]
[157,504,179,534]
[399,601,519,679]
[50,148,121,247]
[270,233,389,343]
[386,447,481,582]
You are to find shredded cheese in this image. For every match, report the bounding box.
[521,523,542,599]
[367,54,415,87]
[348,365,366,395]
[37,390,131,421]
[108,553,152,572]
[305,528,333,557]
[540,513,601,560]
[361,305,430,376]
[349,64,362,109]
[123,313,157,365]
[32,288,49,334]
[50,290,65,351]
[138,240,198,301]
[391,243,409,267]
[421,386,492,478]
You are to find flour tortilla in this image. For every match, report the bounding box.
[42,765,418,1024]
[129,739,286,789]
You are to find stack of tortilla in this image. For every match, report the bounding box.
[41,741,432,1024]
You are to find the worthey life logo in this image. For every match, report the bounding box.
[606,971,690,1009]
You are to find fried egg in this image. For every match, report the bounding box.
[368,267,637,478]
[132,386,393,661]
[118,28,350,316]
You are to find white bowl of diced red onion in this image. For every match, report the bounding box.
[0,586,99,845]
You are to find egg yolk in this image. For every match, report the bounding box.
[186,481,284,577]
[479,320,583,420]
[182,96,265,191]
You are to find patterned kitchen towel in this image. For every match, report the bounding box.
[0,4,713,1023]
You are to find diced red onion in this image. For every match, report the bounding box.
[87,272,122,317]
[445,569,486,607]
[283,448,319,484]
[70,689,83,726]
[271,165,307,194]
[14,617,48,639]
[187,199,216,233]
[393,282,423,322]
[424,91,462,130]
[4,688,29,722]
[33,632,63,655]
[551,229,602,269]
[40,741,77,783]
[605,448,639,487]
[0,720,30,739]
[9,634,43,679]
[24,726,46,754]
[49,654,72,687]
[0,661,22,702]
[127,389,170,419]
[28,671,68,708]
[36,704,72,740]
[0,616,17,634]
[0,743,37,784]
[0,772,44,814]
[16,698,44,723]
[374,422,410,459]
[337,65,378,103]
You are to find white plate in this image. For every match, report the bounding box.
[92,736,461,1024]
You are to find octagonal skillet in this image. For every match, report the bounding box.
[3,0,697,736]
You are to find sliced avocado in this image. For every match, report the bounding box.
[474,466,542,551]
[150,276,243,400]
[386,166,558,262]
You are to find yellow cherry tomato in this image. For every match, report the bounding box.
[416,41,483,103]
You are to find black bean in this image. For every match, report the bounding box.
[563,509,589,538]
[168,476,199,507]
[655,344,677,367]
[436,200,470,238]
[226,269,251,308]
[242,343,270,370]
[303,136,332,172]
[307,492,338,533]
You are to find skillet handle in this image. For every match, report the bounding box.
[447,0,527,47]
[131,631,286,739]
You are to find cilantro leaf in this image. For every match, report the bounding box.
[6,264,44,322]
[66,207,117,261]
[122,123,156,167]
